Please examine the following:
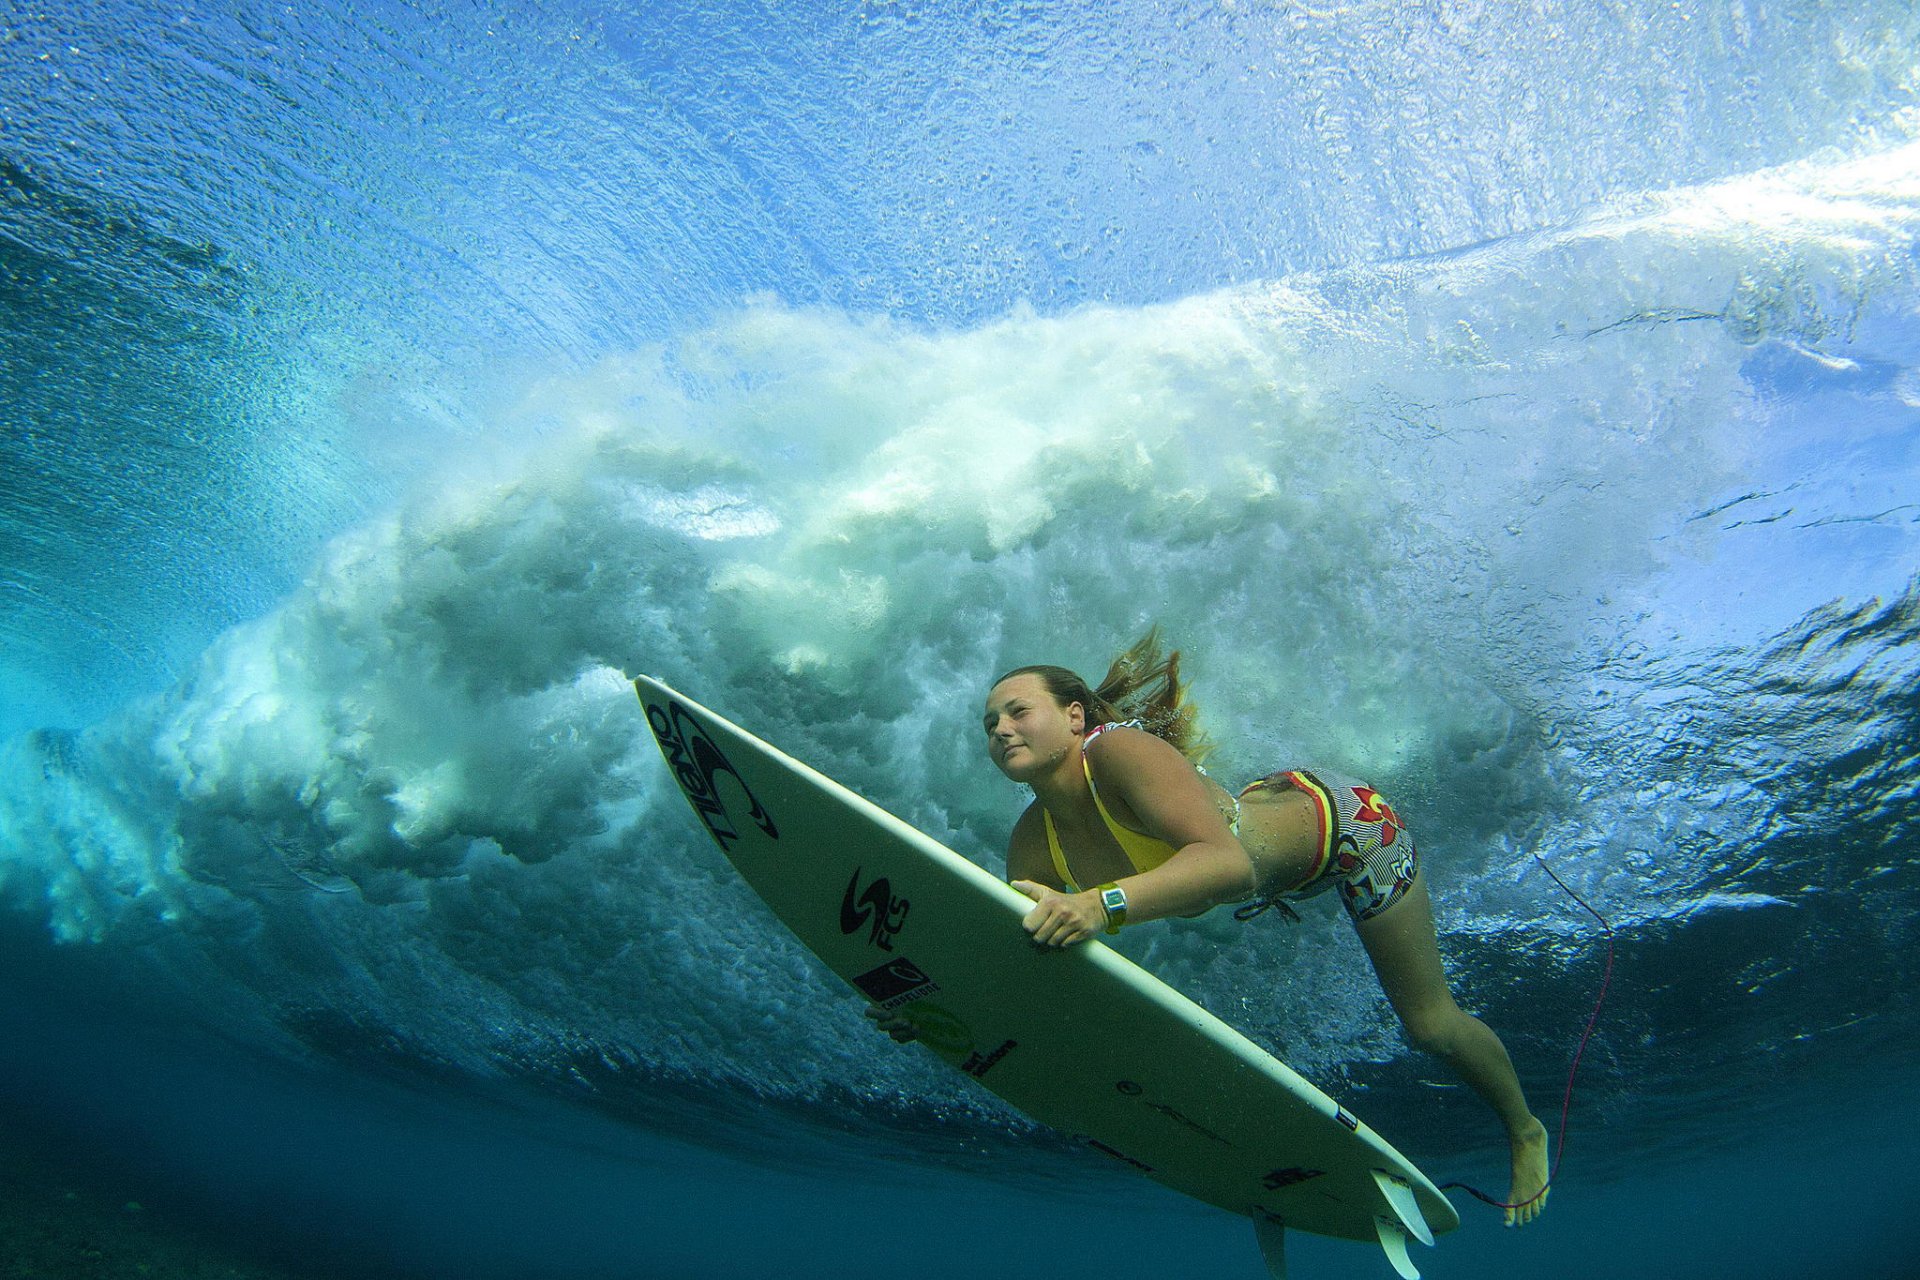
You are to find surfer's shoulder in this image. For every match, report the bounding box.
[1081,720,1188,782]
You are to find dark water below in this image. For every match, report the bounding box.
[6,915,1918,1280]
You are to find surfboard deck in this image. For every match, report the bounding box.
[637,676,1457,1276]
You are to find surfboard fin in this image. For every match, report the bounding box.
[1374,1215,1420,1280]
[1254,1218,1287,1280]
[1370,1169,1436,1247]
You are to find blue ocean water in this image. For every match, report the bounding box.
[3,3,1919,1277]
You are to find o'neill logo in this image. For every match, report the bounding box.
[841,869,910,950]
[645,697,778,850]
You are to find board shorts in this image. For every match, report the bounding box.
[1233,768,1418,924]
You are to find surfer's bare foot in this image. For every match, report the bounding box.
[1506,1116,1550,1227]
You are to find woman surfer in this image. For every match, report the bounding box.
[871,630,1551,1226]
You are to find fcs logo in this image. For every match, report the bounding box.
[841,869,910,950]
[645,698,778,850]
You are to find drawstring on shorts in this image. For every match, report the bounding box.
[1232,896,1301,923]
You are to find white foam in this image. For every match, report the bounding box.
[2,142,1917,1095]
[1671,892,1795,920]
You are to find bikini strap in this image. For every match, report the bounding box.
[1041,808,1080,892]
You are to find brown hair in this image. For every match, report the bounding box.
[994,626,1212,762]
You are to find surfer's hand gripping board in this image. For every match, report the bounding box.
[863,1003,919,1043]
[637,675,1455,1279]
[1011,879,1110,947]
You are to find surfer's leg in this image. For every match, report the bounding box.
[1354,872,1551,1227]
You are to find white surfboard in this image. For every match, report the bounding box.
[637,676,1458,1278]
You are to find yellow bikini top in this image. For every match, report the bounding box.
[1042,727,1179,892]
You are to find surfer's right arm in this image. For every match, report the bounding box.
[864,1003,919,1042]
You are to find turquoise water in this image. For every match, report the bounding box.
[3,3,1919,1277]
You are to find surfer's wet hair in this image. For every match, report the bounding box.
[995,626,1212,762]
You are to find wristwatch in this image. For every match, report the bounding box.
[1095,882,1128,934]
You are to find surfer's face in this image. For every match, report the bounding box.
[983,674,1083,781]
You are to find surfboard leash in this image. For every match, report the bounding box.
[1438,848,1616,1215]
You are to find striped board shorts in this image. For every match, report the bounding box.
[1235,768,1419,923]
